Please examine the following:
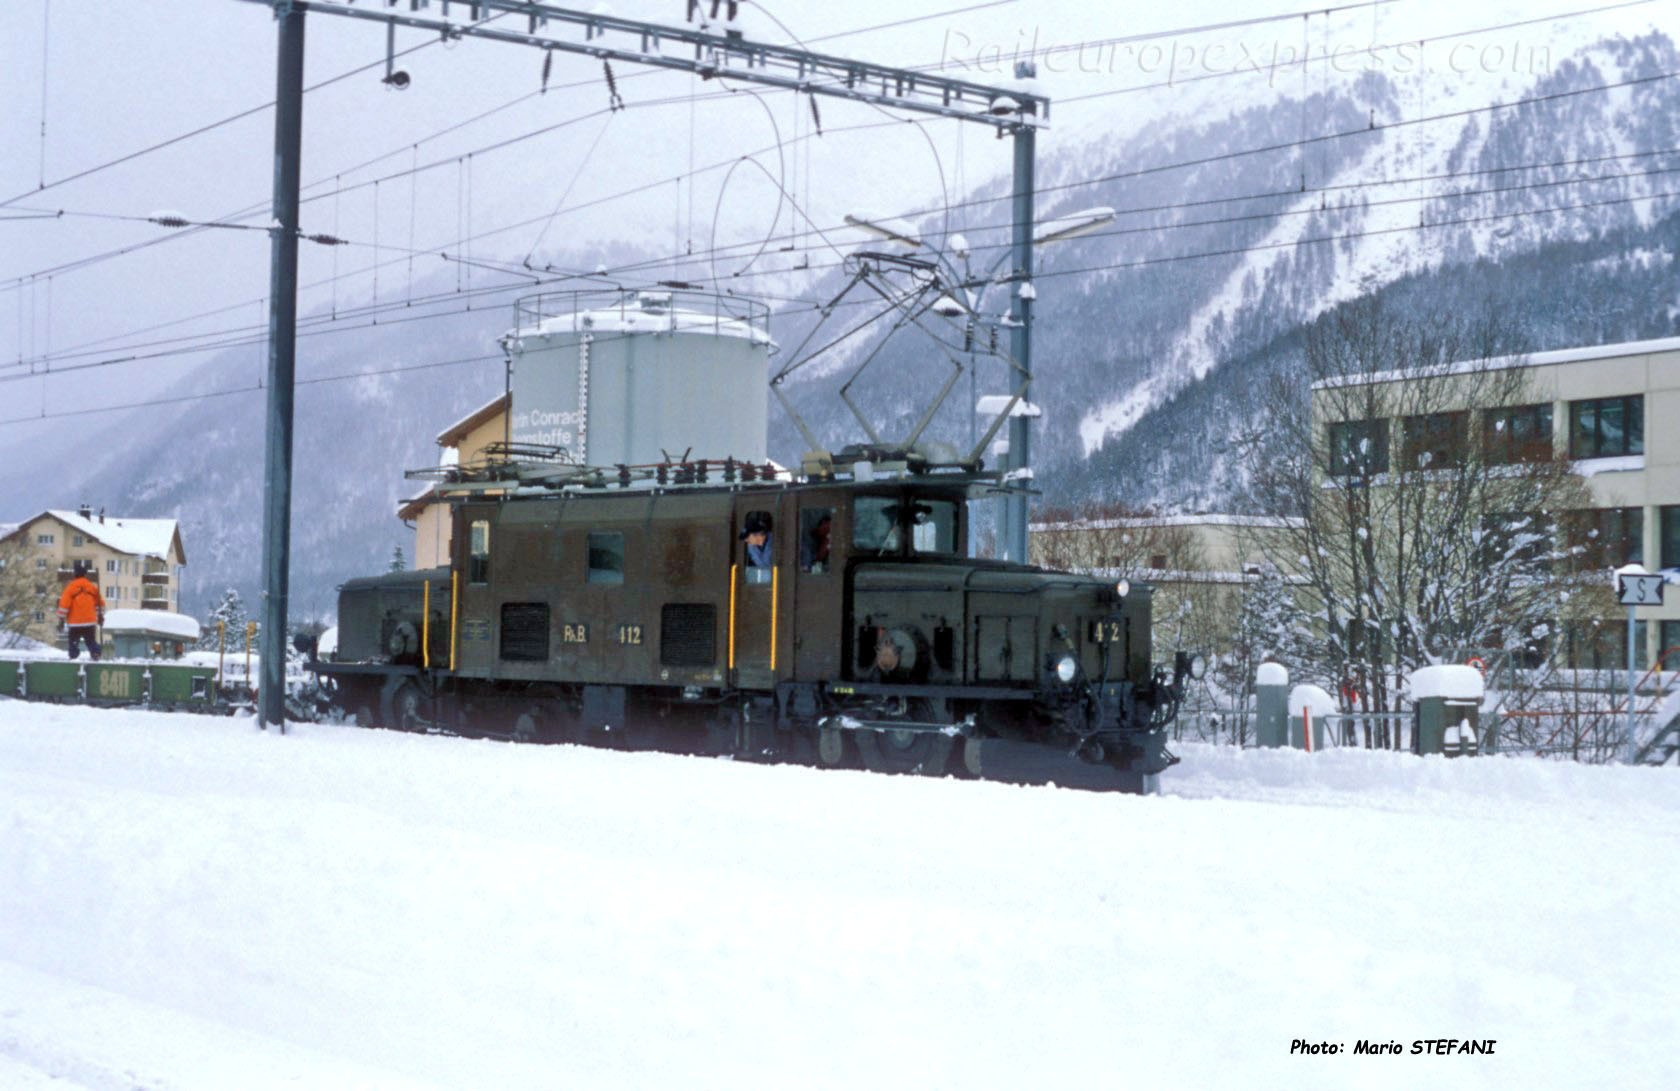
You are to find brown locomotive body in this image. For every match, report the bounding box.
[317,465,1186,792]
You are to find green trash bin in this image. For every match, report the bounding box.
[0,658,20,698]
[150,665,219,710]
[85,662,148,706]
[24,660,83,701]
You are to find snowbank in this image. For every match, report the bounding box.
[1288,683,1337,719]
[1,710,1675,1089]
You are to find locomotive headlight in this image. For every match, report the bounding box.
[1115,579,1130,598]
[1055,653,1079,684]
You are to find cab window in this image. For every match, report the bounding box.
[468,520,491,583]
[587,532,625,585]
[800,508,835,573]
[852,496,958,556]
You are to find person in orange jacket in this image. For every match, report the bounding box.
[57,560,106,661]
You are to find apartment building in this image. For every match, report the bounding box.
[1312,335,1680,669]
[1,506,186,646]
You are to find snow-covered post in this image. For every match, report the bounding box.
[1255,662,1289,748]
[1288,684,1335,751]
[1408,665,1484,757]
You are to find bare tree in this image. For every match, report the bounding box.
[0,535,45,649]
[1246,299,1597,743]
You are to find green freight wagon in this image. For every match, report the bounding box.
[150,664,219,710]
[85,662,148,706]
[24,660,83,701]
[0,658,20,698]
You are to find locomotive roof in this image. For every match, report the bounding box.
[404,444,1019,509]
[414,470,1004,509]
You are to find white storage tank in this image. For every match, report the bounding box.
[504,289,772,466]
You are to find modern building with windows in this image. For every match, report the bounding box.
[1314,335,1680,668]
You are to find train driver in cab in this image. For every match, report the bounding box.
[740,512,773,568]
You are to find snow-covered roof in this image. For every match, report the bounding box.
[1313,334,1680,391]
[103,609,200,641]
[1256,662,1289,686]
[30,510,182,561]
[1030,514,1304,532]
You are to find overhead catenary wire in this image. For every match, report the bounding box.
[7,3,1667,379]
[9,142,1679,379]
[0,0,1437,288]
[0,17,499,210]
[5,174,1676,405]
[2,0,1638,296]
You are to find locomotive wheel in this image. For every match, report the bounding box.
[855,699,953,776]
[512,710,541,743]
[390,682,427,733]
[817,722,851,767]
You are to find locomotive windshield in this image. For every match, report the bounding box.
[852,495,959,556]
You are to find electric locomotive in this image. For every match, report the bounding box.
[309,447,1191,792]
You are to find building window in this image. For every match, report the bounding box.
[1566,620,1647,671]
[72,534,84,547]
[35,558,47,569]
[1562,508,1643,570]
[1569,395,1643,459]
[1483,403,1553,464]
[36,533,53,545]
[1327,419,1389,476]
[1401,411,1468,470]
[1662,506,1679,571]
[468,520,491,584]
[33,611,44,623]
[1662,621,1680,669]
[106,559,118,573]
[587,532,625,585]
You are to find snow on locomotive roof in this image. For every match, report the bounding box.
[103,609,200,641]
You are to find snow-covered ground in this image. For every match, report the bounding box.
[1,703,1676,1090]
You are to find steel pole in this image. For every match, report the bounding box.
[259,1,306,730]
[1005,121,1034,564]
[1626,603,1637,763]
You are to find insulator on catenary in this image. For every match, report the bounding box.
[603,61,624,111]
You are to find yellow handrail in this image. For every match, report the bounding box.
[728,563,738,671]
[769,565,778,672]
[422,580,431,669]
[449,569,459,672]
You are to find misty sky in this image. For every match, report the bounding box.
[0,0,1665,451]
